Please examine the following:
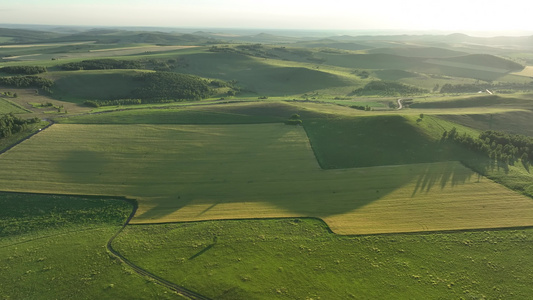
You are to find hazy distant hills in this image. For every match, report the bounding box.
[1,26,532,51]
[0,28,63,43]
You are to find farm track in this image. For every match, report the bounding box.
[397,98,404,110]
[106,200,211,300]
[0,119,54,156]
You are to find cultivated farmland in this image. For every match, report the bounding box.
[1,123,532,234]
[2,27,533,299]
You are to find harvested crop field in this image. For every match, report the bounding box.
[0,123,532,234]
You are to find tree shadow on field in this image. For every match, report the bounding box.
[128,127,482,222]
[411,162,478,197]
[51,121,492,223]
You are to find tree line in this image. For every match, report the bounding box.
[439,82,533,94]
[443,128,533,166]
[132,72,212,101]
[351,81,427,96]
[1,66,47,75]
[0,75,53,92]
[0,113,40,139]
[83,72,214,107]
[83,99,143,108]
[59,59,142,71]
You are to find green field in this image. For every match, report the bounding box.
[0,97,29,114]
[438,110,533,136]
[0,193,180,299]
[56,102,289,124]
[162,51,357,97]
[113,219,533,299]
[303,114,480,168]
[0,37,14,43]
[1,122,532,235]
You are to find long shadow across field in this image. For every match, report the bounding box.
[410,161,478,197]
[127,113,482,222]
[0,104,504,230]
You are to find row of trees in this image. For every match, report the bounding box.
[132,72,212,101]
[83,99,143,108]
[285,114,302,125]
[60,59,142,71]
[0,75,53,93]
[0,113,40,139]
[351,81,428,96]
[1,66,47,75]
[350,105,372,111]
[82,72,214,107]
[443,128,533,165]
[439,82,533,94]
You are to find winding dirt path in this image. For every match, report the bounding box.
[397,98,403,110]
[106,200,211,300]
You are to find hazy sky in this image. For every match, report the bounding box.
[2,0,533,33]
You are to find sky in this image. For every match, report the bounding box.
[2,0,533,34]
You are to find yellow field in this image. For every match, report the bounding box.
[513,65,533,77]
[1,124,532,234]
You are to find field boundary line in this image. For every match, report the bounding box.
[129,215,533,237]
[0,227,107,249]
[106,198,211,300]
[0,119,54,156]
[0,96,32,113]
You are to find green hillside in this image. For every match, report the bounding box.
[316,53,422,70]
[439,110,533,137]
[51,70,145,102]
[0,193,180,299]
[303,114,476,168]
[368,46,467,58]
[174,52,355,96]
[0,28,63,43]
[441,54,525,72]
[411,95,533,109]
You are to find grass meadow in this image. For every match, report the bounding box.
[113,219,533,299]
[438,110,533,136]
[56,103,288,124]
[1,121,532,235]
[0,97,29,114]
[0,193,181,299]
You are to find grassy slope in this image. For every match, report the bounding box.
[39,50,356,102]
[113,219,533,300]
[172,52,356,96]
[367,46,467,58]
[438,110,533,137]
[48,70,151,103]
[0,97,30,114]
[0,193,181,299]
[302,114,478,168]
[411,95,533,109]
[56,103,288,124]
[314,51,521,82]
